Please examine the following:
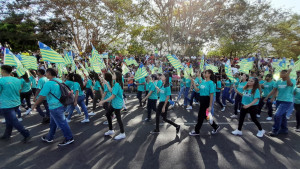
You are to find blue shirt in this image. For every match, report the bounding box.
[0,76,22,108]
[93,81,101,91]
[180,78,186,88]
[157,80,163,89]
[237,81,247,93]
[262,81,275,98]
[224,80,232,87]
[294,87,300,104]
[216,81,222,92]
[137,78,146,91]
[73,82,84,96]
[64,80,74,90]
[37,77,48,90]
[111,82,123,109]
[199,80,215,96]
[159,86,171,102]
[20,78,31,93]
[185,79,191,88]
[39,78,63,110]
[86,79,93,89]
[149,81,158,100]
[241,88,260,105]
[274,79,296,102]
[30,76,37,88]
[104,83,112,101]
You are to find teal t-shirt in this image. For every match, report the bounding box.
[86,79,92,89]
[93,80,101,91]
[111,82,123,109]
[20,78,31,93]
[73,82,84,96]
[193,77,201,92]
[216,81,222,92]
[185,79,191,88]
[37,77,48,90]
[148,81,158,100]
[262,81,275,98]
[237,81,247,93]
[235,77,240,86]
[259,80,265,85]
[104,83,112,101]
[169,77,172,86]
[30,76,37,88]
[159,86,171,102]
[199,80,215,96]
[39,78,63,110]
[241,88,260,105]
[180,78,186,88]
[0,77,22,108]
[157,80,163,89]
[137,78,146,91]
[224,80,232,87]
[294,87,300,104]
[64,80,74,90]
[145,82,150,91]
[274,79,296,102]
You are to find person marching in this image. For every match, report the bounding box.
[231,74,249,119]
[101,72,114,125]
[99,71,126,140]
[142,74,158,122]
[136,76,146,108]
[215,75,224,109]
[20,72,33,115]
[232,77,265,137]
[189,69,220,136]
[293,78,300,132]
[85,74,94,106]
[258,74,275,120]
[0,65,31,143]
[221,76,235,112]
[186,71,201,110]
[150,73,180,134]
[89,73,103,116]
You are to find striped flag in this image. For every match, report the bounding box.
[3,48,26,76]
[134,63,148,80]
[166,54,183,69]
[225,60,236,82]
[158,66,163,73]
[91,45,106,73]
[205,64,218,73]
[200,55,205,71]
[122,63,130,75]
[21,55,37,70]
[38,42,64,64]
[63,50,73,65]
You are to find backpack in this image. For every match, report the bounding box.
[50,80,75,106]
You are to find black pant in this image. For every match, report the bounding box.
[155,102,178,131]
[32,88,36,97]
[106,105,124,133]
[238,105,262,130]
[85,88,94,106]
[137,91,143,106]
[258,97,273,117]
[147,99,157,119]
[93,90,101,111]
[234,94,242,115]
[294,104,300,128]
[189,91,200,106]
[216,92,223,108]
[195,96,219,133]
[20,90,32,109]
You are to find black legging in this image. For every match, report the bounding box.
[20,90,32,109]
[194,96,219,133]
[238,105,262,130]
[155,102,178,131]
[294,104,300,129]
[234,94,242,115]
[106,105,124,133]
[147,99,157,119]
[215,92,223,108]
[92,90,101,111]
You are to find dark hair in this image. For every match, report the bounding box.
[266,74,272,78]
[67,73,74,81]
[205,69,216,83]
[73,74,84,90]
[30,70,36,78]
[37,69,45,76]
[46,68,57,77]
[89,73,94,80]
[104,72,113,88]
[12,72,18,77]
[151,74,158,81]
[243,74,249,81]
[114,71,123,89]
[1,65,13,74]
[163,73,170,87]
[21,72,30,82]
[94,73,100,82]
[244,77,259,95]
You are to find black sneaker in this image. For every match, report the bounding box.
[150,129,160,134]
[269,131,278,137]
[0,135,10,140]
[211,125,220,135]
[22,135,32,143]
[41,136,53,143]
[58,138,74,146]
[176,125,180,134]
[42,117,50,124]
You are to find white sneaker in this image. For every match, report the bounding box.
[194,102,199,105]
[286,116,290,120]
[221,107,226,112]
[18,118,23,122]
[237,110,240,113]
[114,133,126,140]
[295,128,300,132]
[186,106,192,110]
[230,115,238,119]
[66,119,71,123]
[256,114,260,118]
[104,130,115,136]
[169,105,174,109]
[25,108,32,115]
[88,112,96,116]
[81,119,90,123]
[232,129,243,136]
[103,121,109,125]
[256,130,265,138]
[1,119,6,123]
[266,117,272,121]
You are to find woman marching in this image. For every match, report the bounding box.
[89,73,103,116]
[258,74,274,120]
[189,69,220,136]
[101,72,114,125]
[142,74,158,122]
[20,72,33,115]
[150,73,180,134]
[99,71,126,140]
[232,77,265,137]
[85,74,94,106]
[221,75,235,112]
[231,73,249,119]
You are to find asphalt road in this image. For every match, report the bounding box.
[0,95,299,169]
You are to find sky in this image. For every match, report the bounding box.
[261,0,300,14]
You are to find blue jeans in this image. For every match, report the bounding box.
[222,87,234,106]
[211,96,215,116]
[184,87,190,106]
[272,101,293,134]
[128,83,136,93]
[176,86,185,101]
[0,107,30,138]
[85,88,94,106]
[286,102,294,118]
[15,107,21,118]
[230,90,236,100]
[67,95,89,120]
[36,100,50,118]
[47,106,73,140]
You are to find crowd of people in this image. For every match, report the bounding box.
[0,48,299,147]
